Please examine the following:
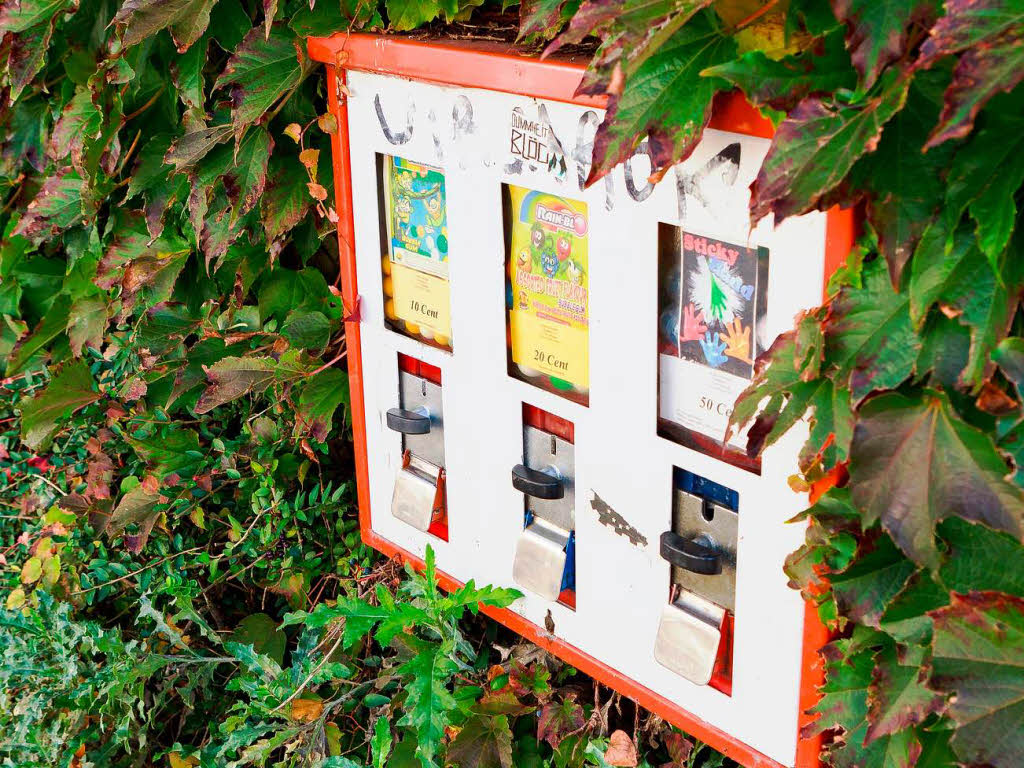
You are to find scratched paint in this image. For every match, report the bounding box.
[374,93,414,145]
[590,491,648,548]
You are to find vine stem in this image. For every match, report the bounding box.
[72,546,205,595]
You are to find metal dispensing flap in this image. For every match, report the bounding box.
[669,489,738,613]
[396,371,445,468]
[654,591,727,686]
[392,457,441,532]
[513,517,570,602]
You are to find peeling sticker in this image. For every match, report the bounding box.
[374,93,413,145]
[674,142,741,221]
[590,491,648,548]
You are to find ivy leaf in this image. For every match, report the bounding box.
[830,534,917,626]
[164,124,233,171]
[702,27,856,112]
[49,87,102,169]
[750,70,910,224]
[261,152,312,244]
[866,644,945,743]
[910,223,1012,387]
[446,714,514,768]
[831,0,939,89]
[849,390,1024,568]
[396,645,458,767]
[129,428,202,478]
[112,0,217,52]
[537,696,585,748]
[825,258,920,403]
[587,14,736,185]
[106,481,163,553]
[937,517,1024,598]
[294,368,348,442]
[13,168,88,244]
[19,360,99,451]
[877,570,949,644]
[194,356,278,413]
[224,127,273,220]
[518,0,579,44]
[845,70,954,283]
[230,613,286,666]
[929,591,1024,768]
[214,25,311,140]
[917,0,1024,147]
[0,0,74,32]
[732,330,854,467]
[282,310,330,351]
[7,299,71,375]
[386,0,458,31]
[68,296,108,356]
[943,93,1024,265]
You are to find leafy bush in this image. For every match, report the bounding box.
[1,0,1022,766]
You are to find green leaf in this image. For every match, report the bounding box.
[12,168,89,244]
[386,0,458,30]
[225,127,273,220]
[587,14,736,184]
[214,25,311,139]
[447,714,514,768]
[6,299,71,375]
[830,534,917,627]
[261,153,312,243]
[732,330,854,467]
[193,356,278,414]
[258,267,333,323]
[848,390,1024,568]
[19,360,99,450]
[230,614,287,666]
[750,70,910,224]
[371,715,392,768]
[294,368,349,442]
[917,0,1024,147]
[112,0,217,52]
[929,591,1024,768]
[396,646,458,766]
[909,223,1011,387]
[68,296,108,356]
[48,87,102,168]
[106,482,163,553]
[703,27,856,112]
[825,258,920,403]
[282,310,330,351]
[164,124,234,171]
[943,93,1024,265]
[517,0,580,44]
[0,0,74,33]
[832,0,939,89]
[865,644,944,743]
[127,134,176,201]
[937,517,1024,597]
[878,570,949,644]
[128,428,202,478]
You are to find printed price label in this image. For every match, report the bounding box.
[391,262,451,337]
[511,310,588,387]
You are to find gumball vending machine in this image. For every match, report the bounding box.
[309,31,854,768]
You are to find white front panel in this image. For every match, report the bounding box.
[345,69,827,767]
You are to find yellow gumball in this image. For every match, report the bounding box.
[384,299,397,320]
[405,321,420,335]
[381,256,392,276]
[382,276,394,296]
[434,334,450,348]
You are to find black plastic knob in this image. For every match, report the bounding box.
[386,408,431,435]
[512,464,564,499]
[659,531,721,575]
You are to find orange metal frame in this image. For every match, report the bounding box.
[309,32,855,768]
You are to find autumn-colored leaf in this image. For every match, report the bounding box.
[19,360,100,451]
[604,730,638,767]
[831,0,938,89]
[289,697,324,722]
[916,0,1024,147]
[849,391,1024,568]
[929,591,1024,768]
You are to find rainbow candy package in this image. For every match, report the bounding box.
[507,185,589,394]
[383,157,451,345]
